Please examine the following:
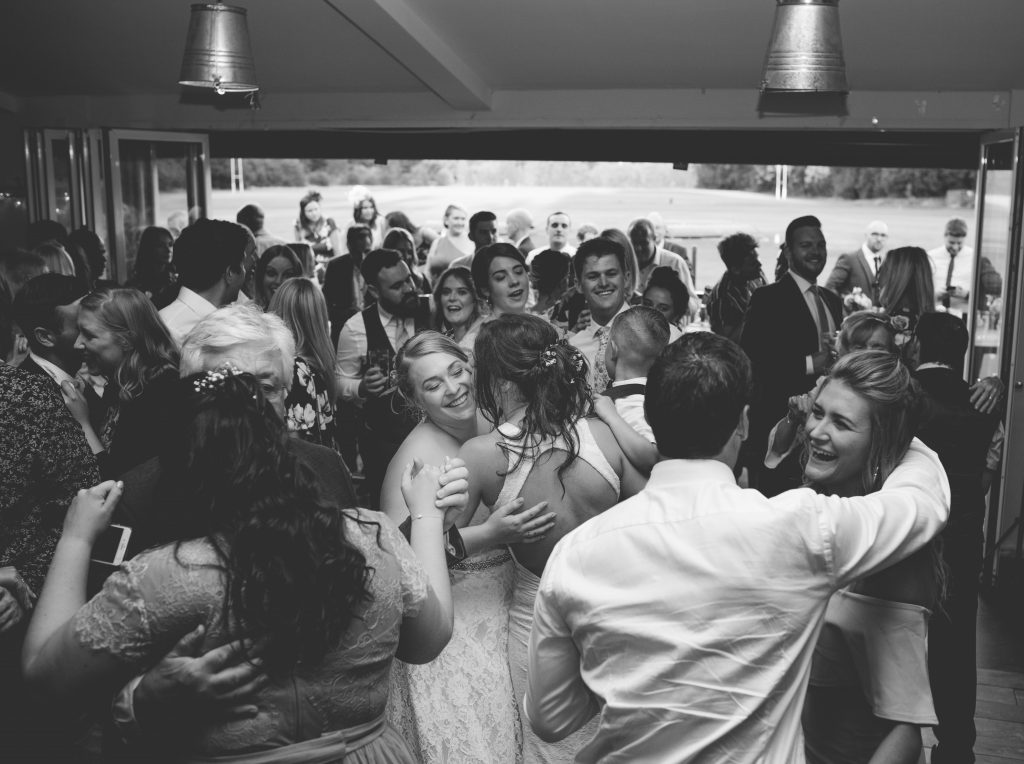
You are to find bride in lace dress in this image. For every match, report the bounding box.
[383,332,556,763]
[459,315,646,763]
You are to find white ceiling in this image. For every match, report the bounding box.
[2,0,1024,132]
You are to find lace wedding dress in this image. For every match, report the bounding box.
[388,504,522,763]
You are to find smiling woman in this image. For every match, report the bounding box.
[801,350,940,764]
[74,287,180,477]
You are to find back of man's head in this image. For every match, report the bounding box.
[610,306,670,377]
[12,273,86,352]
[180,303,295,382]
[914,312,969,374]
[572,236,626,281]
[646,332,752,459]
[236,204,264,233]
[360,248,405,288]
[347,224,373,253]
[784,215,822,250]
[173,219,249,292]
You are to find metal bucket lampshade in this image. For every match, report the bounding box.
[179,3,258,94]
[760,0,848,93]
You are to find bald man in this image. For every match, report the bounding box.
[824,220,888,308]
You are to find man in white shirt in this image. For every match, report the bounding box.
[526,332,950,763]
[158,219,255,347]
[825,219,888,307]
[628,218,700,316]
[568,237,631,391]
[528,212,576,263]
[335,248,430,508]
[928,217,1002,317]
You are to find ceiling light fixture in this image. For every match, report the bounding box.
[179,3,259,95]
[760,0,848,94]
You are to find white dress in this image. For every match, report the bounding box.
[388,502,522,763]
[495,419,621,764]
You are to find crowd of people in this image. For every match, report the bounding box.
[0,189,1006,763]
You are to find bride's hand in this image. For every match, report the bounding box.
[484,498,555,545]
[401,460,446,524]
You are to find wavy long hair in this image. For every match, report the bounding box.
[473,313,592,487]
[79,287,179,402]
[879,246,936,322]
[268,278,337,401]
[168,371,375,674]
[394,330,471,413]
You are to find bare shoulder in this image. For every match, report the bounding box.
[584,417,626,468]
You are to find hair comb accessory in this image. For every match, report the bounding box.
[537,339,587,377]
[192,364,245,395]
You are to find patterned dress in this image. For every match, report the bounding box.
[285,357,339,450]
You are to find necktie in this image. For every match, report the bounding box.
[593,326,610,392]
[945,252,956,290]
[812,287,831,351]
[873,255,882,275]
[394,317,411,352]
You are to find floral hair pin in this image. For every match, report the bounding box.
[192,364,245,394]
[538,340,586,376]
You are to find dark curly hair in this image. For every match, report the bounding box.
[473,314,592,489]
[166,371,376,674]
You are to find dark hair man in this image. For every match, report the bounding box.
[569,237,629,391]
[159,219,255,347]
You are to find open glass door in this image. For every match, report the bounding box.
[977,130,1024,593]
[108,130,210,283]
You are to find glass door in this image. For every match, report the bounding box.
[978,130,1024,591]
[108,130,210,283]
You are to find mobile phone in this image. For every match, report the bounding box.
[91,524,132,566]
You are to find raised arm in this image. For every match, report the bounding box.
[804,438,950,587]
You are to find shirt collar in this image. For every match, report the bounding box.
[788,269,816,292]
[591,300,631,332]
[177,286,218,315]
[28,352,75,387]
[648,458,738,487]
[915,362,954,372]
[376,302,410,326]
[861,243,883,262]
[612,376,647,387]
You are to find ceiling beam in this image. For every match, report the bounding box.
[323,0,491,111]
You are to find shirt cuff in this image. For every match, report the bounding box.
[805,355,815,375]
[111,674,145,744]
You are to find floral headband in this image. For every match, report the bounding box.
[538,339,587,377]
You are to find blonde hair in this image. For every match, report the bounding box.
[180,303,295,387]
[79,287,179,401]
[268,278,337,400]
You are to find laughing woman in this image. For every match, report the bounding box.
[70,287,179,477]
[432,266,485,356]
[800,350,939,764]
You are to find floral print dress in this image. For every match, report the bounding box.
[285,357,338,450]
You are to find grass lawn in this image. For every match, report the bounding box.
[202,184,970,292]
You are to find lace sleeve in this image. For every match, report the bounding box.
[72,542,221,666]
[367,510,429,619]
[72,555,153,664]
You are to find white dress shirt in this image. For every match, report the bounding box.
[928,244,975,312]
[861,243,884,278]
[158,287,217,347]
[335,304,416,403]
[569,302,631,387]
[608,376,653,443]
[526,440,950,763]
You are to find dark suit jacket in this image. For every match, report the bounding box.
[825,249,882,305]
[19,356,112,442]
[913,367,1000,529]
[740,273,842,456]
[111,438,358,563]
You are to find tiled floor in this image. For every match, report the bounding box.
[924,595,1024,763]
